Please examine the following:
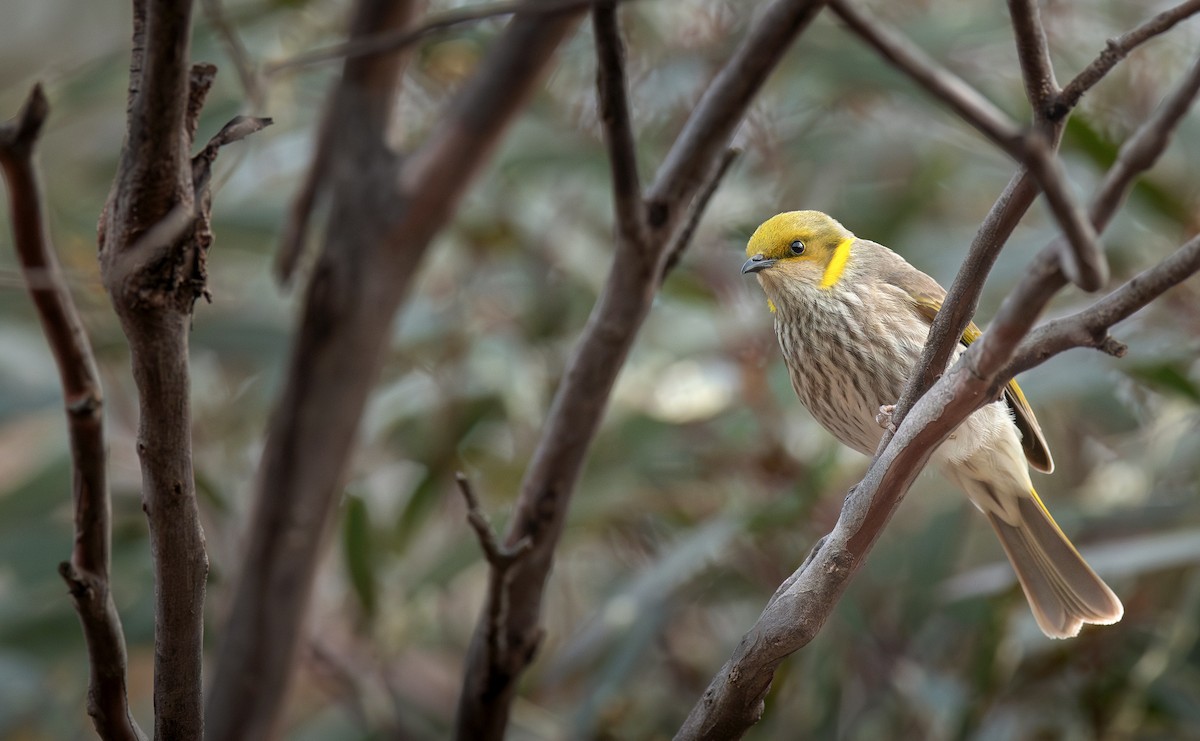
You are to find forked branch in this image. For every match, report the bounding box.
[679,14,1200,741]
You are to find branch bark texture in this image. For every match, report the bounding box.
[1,87,146,741]
[206,1,585,738]
[98,0,268,737]
[455,1,826,738]
[678,8,1200,740]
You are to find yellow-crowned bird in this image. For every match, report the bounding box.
[742,210,1122,638]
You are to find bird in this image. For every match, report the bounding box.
[741,210,1122,638]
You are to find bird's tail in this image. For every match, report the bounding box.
[982,490,1123,638]
[943,438,1123,639]
[955,470,1123,637]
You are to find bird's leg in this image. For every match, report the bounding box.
[876,403,897,432]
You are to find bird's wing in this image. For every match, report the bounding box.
[907,290,1055,473]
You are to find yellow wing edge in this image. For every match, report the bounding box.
[913,297,1055,473]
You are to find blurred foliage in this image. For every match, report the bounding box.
[2,0,1200,738]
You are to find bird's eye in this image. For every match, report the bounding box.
[789,240,806,255]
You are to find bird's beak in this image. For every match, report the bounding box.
[741,254,775,274]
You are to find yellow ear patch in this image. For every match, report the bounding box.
[820,237,855,289]
[767,298,776,313]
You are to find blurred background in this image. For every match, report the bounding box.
[2,0,1200,738]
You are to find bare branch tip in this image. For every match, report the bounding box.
[1101,336,1128,357]
[1,84,50,154]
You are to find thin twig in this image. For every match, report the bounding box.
[200,0,266,110]
[185,63,217,147]
[593,0,645,243]
[266,0,629,76]
[660,146,740,281]
[0,86,145,741]
[456,473,533,661]
[1007,0,1059,118]
[1056,0,1200,116]
[1007,233,1200,376]
[1089,51,1200,234]
[829,0,1022,149]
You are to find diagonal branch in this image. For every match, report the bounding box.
[0,86,145,741]
[829,0,1023,150]
[1007,0,1059,118]
[1088,51,1200,233]
[892,1,1200,430]
[457,2,828,739]
[660,146,740,281]
[828,0,1107,291]
[593,0,644,243]
[1021,134,1108,289]
[679,22,1200,741]
[1007,233,1200,377]
[1056,0,1200,116]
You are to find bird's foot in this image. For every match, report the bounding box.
[876,404,897,432]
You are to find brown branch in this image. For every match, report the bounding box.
[660,146,740,281]
[456,474,533,662]
[98,1,236,737]
[828,0,1107,291]
[593,0,644,243]
[1055,0,1200,116]
[829,0,1022,149]
[206,1,584,737]
[274,0,425,285]
[456,2,827,739]
[274,103,332,284]
[120,0,197,235]
[1021,134,1108,290]
[891,1,1200,430]
[1007,233,1200,377]
[1007,0,1059,118]
[647,1,826,219]
[1089,51,1200,233]
[1,86,146,741]
[680,25,1200,741]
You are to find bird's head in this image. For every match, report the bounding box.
[741,211,856,290]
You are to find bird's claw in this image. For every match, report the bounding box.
[876,404,897,432]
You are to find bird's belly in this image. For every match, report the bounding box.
[779,322,910,456]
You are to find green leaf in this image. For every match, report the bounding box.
[1129,362,1200,404]
[342,494,377,618]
